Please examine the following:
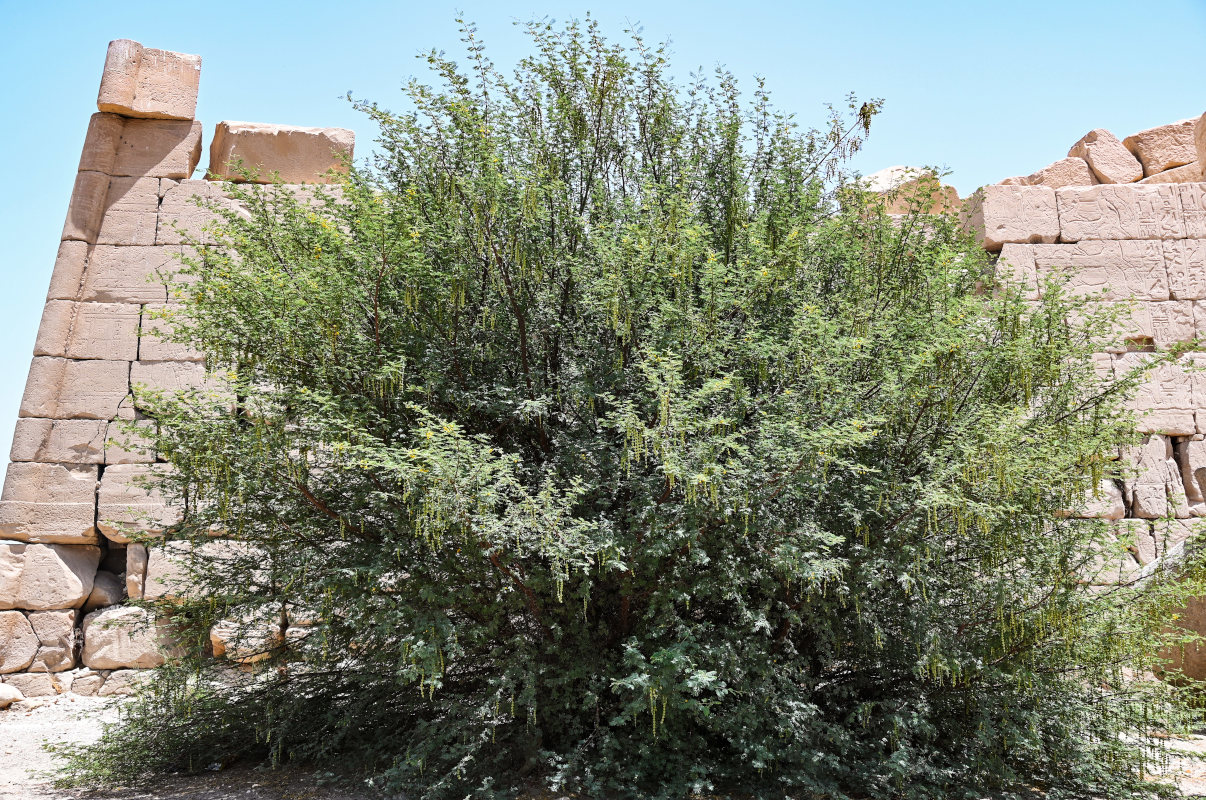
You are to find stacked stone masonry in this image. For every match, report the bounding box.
[0,39,353,702]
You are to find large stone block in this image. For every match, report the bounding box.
[130,361,223,404]
[1056,184,1185,242]
[995,243,1038,299]
[1023,157,1095,189]
[961,185,1058,251]
[1068,128,1143,184]
[138,305,203,362]
[1180,184,1206,240]
[95,177,161,246]
[19,357,130,420]
[61,171,110,243]
[81,606,171,669]
[10,418,106,463]
[27,610,76,672]
[84,570,124,612]
[1123,119,1198,177]
[47,244,181,305]
[0,463,99,545]
[208,121,355,184]
[97,464,178,544]
[1114,353,1196,435]
[78,113,203,179]
[1165,240,1206,301]
[1176,437,1206,509]
[104,419,157,465]
[0,542,101,610]
[156,179,239,245]
[0,611,38,673]
[34,300,141,361]
[1138,162,1202,185]
[96,39,200,121]
[1123,435,1188,519]
[1031,240,1169,300]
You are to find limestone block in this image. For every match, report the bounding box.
[61,171,110,243]
[1116,300,1196,349]
[961,185,1058,251]
[70,670,103,696]
[1068,129,1143,184]
[1163,240,1206,300]
[98,668,150,696]
[1197,113,1206,166]
[97,464,178,543]
[0,542,101,610]
[1114,353,1196,435]
[1120,519,1158,566]
[0,683,23,707]
[81,606,169,669]
[2,672,63,697]
[1180,184,1206,240]
[27,610,76,672]
[1056,184,1185,242]
[139,305,203,362]
[210,617,282,663]
[208,121,355,184]
[96,39,200,121]
[84,570,124,612]
[1123,119,1198,177]
[995,244,1038,299]
[95,177,161,246]
[0,611,38,673]
[156,179,241,245]
[144,540,246,602]
[126,543,147,599]
[1084,527,1141,585]
[1138,162,1203,185]
[1031,240,1168,301]
[130,361,221,405]
[1123,435,1188,519]
[0,463,99,545]
[1023,157,1095,189]
[10,418,106,463]
[19,357,130,420]
[48,245,181,305]
[105,419,156,464]
[1177,437,1206,507]
[1153,518,1198,558]
[78,114,203,179]
[34,301,141,361]
[1079,479,1125,520]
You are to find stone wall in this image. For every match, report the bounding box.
[0,39,352,703]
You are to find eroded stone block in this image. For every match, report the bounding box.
[81,606,170,669]
[208,121,354,184]
[962,185,1058,251]
[84,570,124,612]
[1123,119,1198,177]
[1068,128,1143,184]
[1196,113,1206,166]
[1023,157,1095,189]
[61,171,110,243]
[97,464,178,544]
[1056,184,1185,242]
[0,542,101,610]
[1114,353,1197,435]
[0,611,38,673]
[1031,240,1169,300]
[126,543,147,599]
[156,179,240,245]
[34,301,141,361]
[105,419,156,464]
[95,177,161,246]
[139,304,203,362]
[96,39,200,121]
[27,610,76,672]
[19,358,130,420]
[1164,240,1206,300]
[10,418,106,463]
[78,113,203,180]
[48,245,183,305]
[0,462,99,545]
[1180,184,1206,240]
[995,243,1038,299]
[1138,162,1202,185]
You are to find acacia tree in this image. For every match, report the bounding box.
[70,18,1206,800]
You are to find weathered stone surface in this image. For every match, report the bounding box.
[1068,128,1143,184]
[1023,157,1095,189]
[0,463,98,545]
[2,672,62,697]
[962,185,1058,251]
[96,177,161,246]
[84,570,124,612]
[1164,240,1206,300]
[81,606,169,669]
[1080,479,1125,520]
[1180,184,1206,240]
[1153,518,1198,558]
[0,542,101,610]
[34,300,141,361]
[78,113,203,179]
[125,543,147,598]
[1138,162,1202,185]
[1177,437,1206,510]
[1056,184,1185,242]
[27,610,76,672]
[105,419,156,465]
[155,179,241,245]
[10,418,106,464]
[61,171,110,243]
[97,465,178,543]
[19,357,129,420]
[47,245,181,305]
[98,668,150,696]
[1123,435,1188,519]
[130,361,223,407]
[1196,113,1206,166]
[1114,353,1196,435]
[1123,119,1198,177]
[70,670,103,696]
[1031,240,1168,300]
[995,244,1038,299]
[96,40,200,121]
[139,305,204,362]
[210,617,282,663]
[0,611,39,673]
[0,682,23,707]
[1112,300,1196,350]
[1085,524,1142,585]
[143,540,246,602]
[208,121,354,184]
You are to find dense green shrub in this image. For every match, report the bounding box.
[66,18,1206,800]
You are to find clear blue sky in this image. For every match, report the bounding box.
[2,0,1204,454]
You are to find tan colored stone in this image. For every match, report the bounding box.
[48,245,183,305]
[96,177,161,246]
[1114,353,1196,435]
[139,305,203,362]
[130,361,224,407]
[156,179,241,245]
[1068,128,1143,184]
[1078,479,1125,520]
[105,419,156,464]
[0,463,99,545]
[1031,240,1168,301]
[0,682,23,707]
[125,543,147,598]
[0,542,101,610]
[19,357,130,421]
[1163,240,1206,300]
[96,40,200,121]
[61,171,110,243]
[961,185,1058,251]
[27,610,76,672]
[10,418,106,464]
[98,668,151,696]
[1180,184,1206,240]
[1124,119,1198,177]
[1056,184,1185,242]
[1177,437,1206,509]
[208,121,354,184]
[210,617,282,664]
[70,670,103,696]
[45,241,90,301]
[1196,113,1206,166]
[995,244,1038,299]
[0,611,39,673]
[1,462,97,505]
[1023,157,1095,189]
[1153,518,1198,558]
[1108,300,1196,350]
[2,672,64,697]
[1123,435,1189,519]
[97,464,178,543]
[34,301,141,361]
[84,570,124,612]
[81,606,170,669]
[1084,525,1141,585]
[1138,162,1202,185]
[78,113,203,179]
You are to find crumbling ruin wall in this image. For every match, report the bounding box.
[0,40,352,702]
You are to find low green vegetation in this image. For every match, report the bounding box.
[65,18,1206,799]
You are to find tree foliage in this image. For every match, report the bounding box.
[68,18,1206,799]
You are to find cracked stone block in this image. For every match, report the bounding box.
[1084,524,1141,585]
[1164,240,1206,300]
[0,542,101,610]
[34,300,141,361]
[98,668,151,696]
[1122,435,1189,519]
[95,176,161,246]
[0,463,99,545]
[78,113,203,179]
[104,419,156,464]
[1031,240,1168,301]
[1138,162,1202,185]
[1197,114,1206,166]
[70,670,104,696]
[96,39,200,121]
[97,464,178,544]
[207,121,355,184]
[1068,128,1143,184]
[139,305,203,362]
[130,361,227,410]
[48,244,183,305]
[1153,518,1198,558]
[144,540,249,602]
[962,184,1058,251]
[19,357,130,420]
[10,418,106,463]
[81,606,174,669]
[995,244,1038,299]
[1123,119,1198,177]
[1023,157,1095,189]
[0,611,39,673]
[1056,184,1185,242]
[27,610,76,672]
[155,179,241,245]
[1181,184,1206,240]
[1177,437,1206,508]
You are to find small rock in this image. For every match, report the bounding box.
[0,682,23,708]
